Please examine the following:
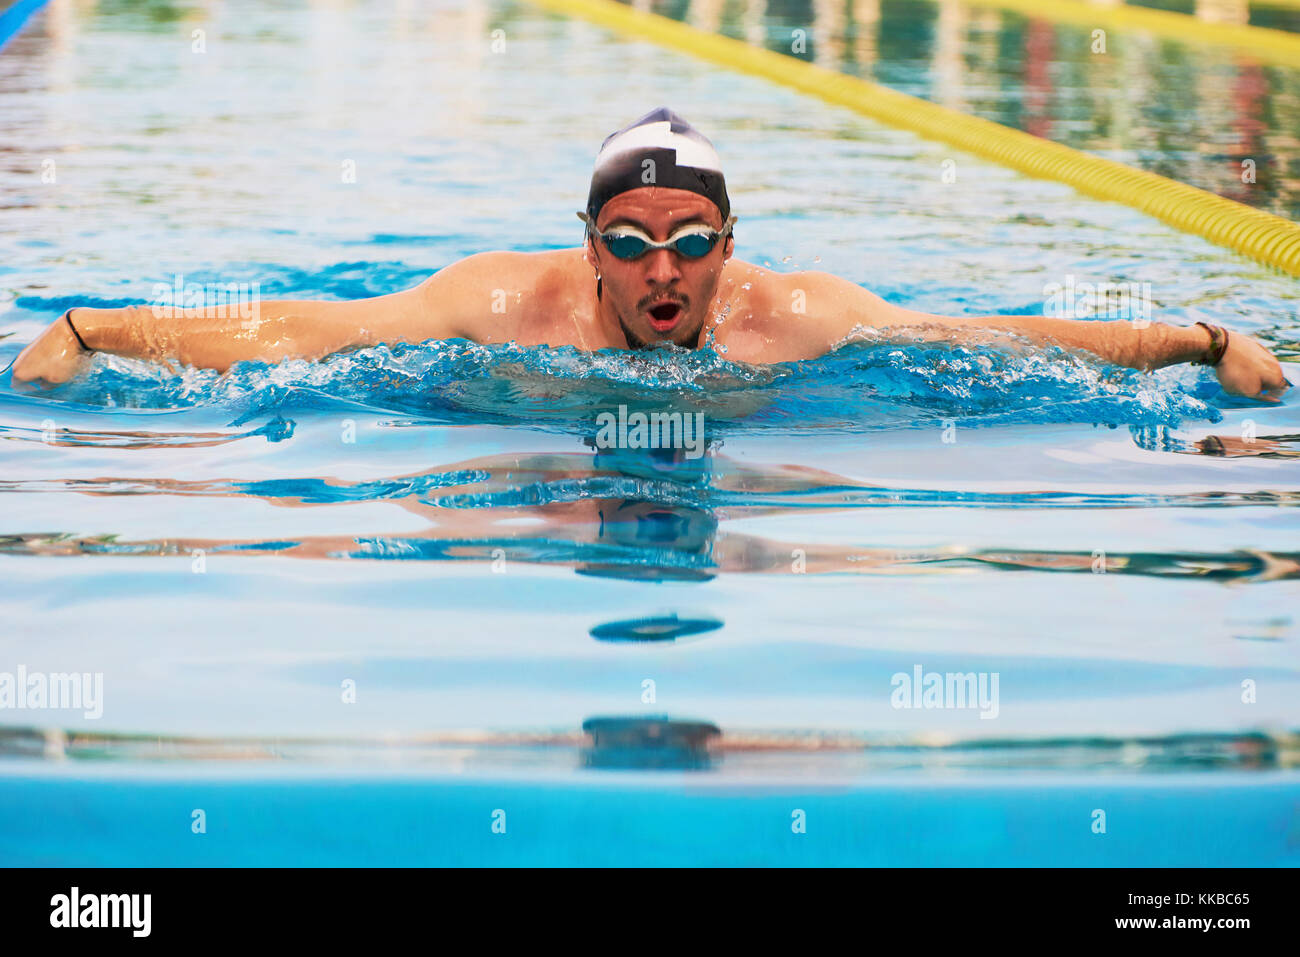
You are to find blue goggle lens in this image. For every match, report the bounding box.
[673,233,717,258]
[603,232,720,260]
[605,235,651,259]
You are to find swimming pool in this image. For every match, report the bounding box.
[1,0,1298,866]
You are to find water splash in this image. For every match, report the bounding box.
[8,329,1219,434]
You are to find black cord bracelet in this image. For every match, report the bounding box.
[64,310,90,352]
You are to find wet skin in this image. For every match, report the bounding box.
[10,186,1293,401]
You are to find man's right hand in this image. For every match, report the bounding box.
[10,311,92,387]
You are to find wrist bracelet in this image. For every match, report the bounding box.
[63,309,90,352]
[1192,321,1229,367]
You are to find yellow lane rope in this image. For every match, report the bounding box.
[1229,0,1300,10]
[524,0,1300,277]
[958,0,1300,68]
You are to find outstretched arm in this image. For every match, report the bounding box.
[9,252,515,386]
[768,270,1290,402]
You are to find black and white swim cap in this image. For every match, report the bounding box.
[586,107,730,224]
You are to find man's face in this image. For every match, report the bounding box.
[585,187,734,349]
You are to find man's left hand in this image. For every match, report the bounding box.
[1214,332,1290,402]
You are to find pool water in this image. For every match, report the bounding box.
[717,0,1300,220]
[1,0,1298,866]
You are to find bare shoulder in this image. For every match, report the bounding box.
[717,257,776,296]
[411,248,589,343]
[717,260,861,308]
[419,247,587,294]
[713,261,899,363]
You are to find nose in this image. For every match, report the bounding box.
[642,247,681,286]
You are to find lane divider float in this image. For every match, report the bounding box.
[959,0,1300,69]
[524,0,1300,277]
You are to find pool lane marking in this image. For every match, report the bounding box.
[0,0,51,53]
[952,0,1300,69]
[524,0,1300,278]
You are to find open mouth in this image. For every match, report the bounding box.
[646,301,683,332]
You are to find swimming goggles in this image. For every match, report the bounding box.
[578,212,736,260]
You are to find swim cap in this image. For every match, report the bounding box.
[586,107,730,224]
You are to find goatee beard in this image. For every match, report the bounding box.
[619,316,691,350]
[620,317,653,349]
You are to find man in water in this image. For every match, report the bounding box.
[10,107,1290,399]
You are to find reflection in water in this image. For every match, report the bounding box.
[0,722,1289,772]
[1132,424,1300,458]
[1194,433,1300,457]
[0,0,1294,800]
[581,716,721,769]
[697,0,1300,219]
[589,614,726,641]
[0,417,293,449]
[1,433,1298,582]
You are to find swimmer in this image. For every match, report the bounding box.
[11,107,1291,401]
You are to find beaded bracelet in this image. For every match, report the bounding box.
[1192,321,1229,367]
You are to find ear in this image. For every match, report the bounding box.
[583,234,600,272]
[722,234,734,262]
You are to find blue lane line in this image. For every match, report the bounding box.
[0,0,53,53]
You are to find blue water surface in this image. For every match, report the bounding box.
[1,0,1298,866]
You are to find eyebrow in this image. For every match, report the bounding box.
[600,215,714,233]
